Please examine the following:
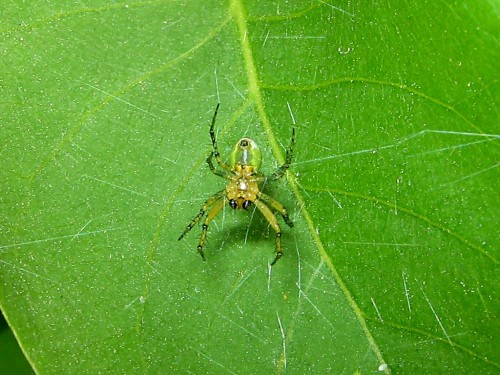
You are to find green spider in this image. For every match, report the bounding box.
[178,103,295,265]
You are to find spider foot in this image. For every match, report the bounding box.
[270,251,283,266]
[197,245,206,261]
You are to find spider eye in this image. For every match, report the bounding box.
[229,199,237,209]
[240,140,249,147]
[242,200,252,209]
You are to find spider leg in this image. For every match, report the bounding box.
[178,191,225,242]
[207,151,231,178]
[257,192,294,228]
[209,103,233,174]
[269,127,295,181]
[197,195,227,261]
[254,199,284,265]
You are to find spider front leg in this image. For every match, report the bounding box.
[254,199,284,265]
[207,151,231,178]
[269,128,295,181]
[208,103,232,174]
[178,191,226,260]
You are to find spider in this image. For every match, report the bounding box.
[178,103,295,265]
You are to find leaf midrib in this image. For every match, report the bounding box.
[231,0,390,372]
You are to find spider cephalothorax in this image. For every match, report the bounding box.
[226,137,261,210]
[178,104,295,265]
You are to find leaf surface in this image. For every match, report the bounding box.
[1,1,498,374]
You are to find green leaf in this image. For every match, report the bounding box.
[1,1,498,374]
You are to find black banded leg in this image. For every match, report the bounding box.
[269,128,295,181]
[197,224,208,261]
[208,103,232,173]
[258,192,294,228]
[254,200,284,265]
[207,152,231,178]
[178,191,224,241]
[270,232,283,266]
[196,196,226,260]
